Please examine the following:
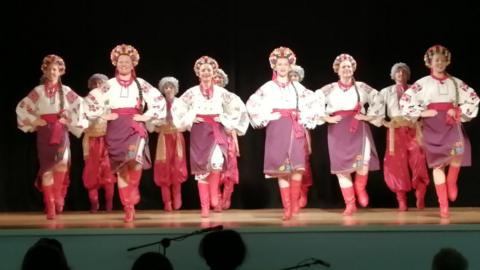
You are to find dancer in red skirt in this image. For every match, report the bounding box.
[82,73,116,212]
[379,63,430,211]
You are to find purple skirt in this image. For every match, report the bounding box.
[327,115,379,174]
[421,112,471,168]
[190,122,228,175]
[36,123,70,178]
[264,117,307,176]
[106,115,151,172]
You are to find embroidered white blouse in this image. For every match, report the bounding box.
[16,84,86,137]
[84,77,166,121]
[315,81,383,126]
[246,81,319,129]
[399,75,479,122]
[171,85,249,135]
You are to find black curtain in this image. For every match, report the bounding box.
[2,0,480,211]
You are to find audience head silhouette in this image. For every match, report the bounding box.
[199,229,246,270]
[131,251,173,270]
[22,238,70,270]
[432,247,468,270]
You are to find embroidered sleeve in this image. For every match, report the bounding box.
[457,79,479,121]
[400,81,425,118]
[313,84,332,125]
[171,88,197,131]
[246,84,273,128]
[298,85,321,129]
[16,88,40,133]
[361,82,383,126]
[377,87,389,119]
[62,87,88,137]
[65,88,79,104]
[219,89,249,135]
[84,87,108,120]
[139,79,166,122]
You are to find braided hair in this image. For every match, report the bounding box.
[57,78,65,112]
[446,73,459,106]
[351,77,361,107]
[134,78,144,112]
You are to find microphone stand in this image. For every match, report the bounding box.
[127,226,222,255]
[280,258,331,270]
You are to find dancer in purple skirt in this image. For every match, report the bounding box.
[288,64,314,209]
[171,56,248,218]
[213,69,240,210]
[400,45,479,218]
[16,54,85,220]
[316,54,383,215]
[247,47,318,220]
[84,44,166,222]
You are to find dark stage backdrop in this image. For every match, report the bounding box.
[2,0,479,212]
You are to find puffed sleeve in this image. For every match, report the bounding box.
[63,86,87,137]
[246,84,273,128]
[400,82,426,118]
[456,78,479,122]
[219,88,249,135]
[358,82,383,127]
[138,78,167,122]
[296,83,321,129]
[171,88,197,131]
[16,88,41,133]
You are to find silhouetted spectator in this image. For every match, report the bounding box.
[22,238,70,270]
[131,251,173,270]
[432,247,468,270]
[199,229,246,270]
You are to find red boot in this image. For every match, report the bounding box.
[129,169,143,186]
[198,182,210,218]
[123,205,135,223]
[340,187,357,216]
[119,185,140,223]
[280,187,292,220]
[415,182,427,209]
[446,165,460,202]
[53,171,67,213]
[222,181,234,210]
[290,180,302,215]
[354,173,369,207]
[42,185,56,220]
[396,191,408,211]
[104,183,115,212]
[172,183,182,210]
[88,189,99,213]
[160,186,173,212]
[299,186,309,209]
[207,172,221,209]
[435,183,449,218]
